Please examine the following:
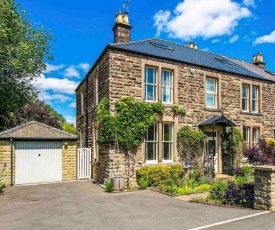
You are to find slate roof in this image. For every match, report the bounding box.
[109,38,274,82]
[198,116,236,127]
[0,121,77,139]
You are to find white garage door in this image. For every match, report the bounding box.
[15,142,62,185]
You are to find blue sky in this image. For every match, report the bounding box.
[18,0,275,125]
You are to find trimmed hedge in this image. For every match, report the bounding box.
[136,165,184,188]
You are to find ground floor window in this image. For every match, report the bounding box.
[242,126,260,148]
[145,122,174,163]
[252,127,260,147]
[243,127,250,148]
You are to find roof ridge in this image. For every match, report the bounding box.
[109,38,153,46]
[0,121,77,138]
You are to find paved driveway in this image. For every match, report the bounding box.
[0,181,269,230]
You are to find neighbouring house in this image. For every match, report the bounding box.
[75,11,275,184]
[0,121,77,185]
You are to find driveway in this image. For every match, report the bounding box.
[0,181,269,230]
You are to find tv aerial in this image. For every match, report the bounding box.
[123,0,133,12]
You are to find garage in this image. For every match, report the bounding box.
[0,121,77,186]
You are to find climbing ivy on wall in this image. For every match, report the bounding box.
[96,97,165,150]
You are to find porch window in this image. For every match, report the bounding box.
[162,123,173,162]
[145,67,157,101]
[243,127,250,148]
[252,86,259,112]
[252,127,260,147]
[206,77,217,108]
[145,123,158,163]
[242,84,249,111]
[161,70,173,103]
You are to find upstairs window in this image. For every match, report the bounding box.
[252,86,259,112]
[206,77,218,108]
[242,84,249,111]
[161,70,173,103]
[145,67,157,102]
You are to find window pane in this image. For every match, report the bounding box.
[252,86,258,100]
[252,100,256,112]
[163,143,171,160]
[242,98,248,111]
[206,78,215,93]
[162,70,172,87]
[243,127,250,148]
[146,67,156,84]
[146,143,156,160]
[163,123,172,141]
[242,85,248,98]
[206,94,214,107]
[253,128,260,145]
[145,85,155,101]
[147,124,156,141]
[162,87,171,103]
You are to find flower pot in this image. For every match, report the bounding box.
[111,177,125,191]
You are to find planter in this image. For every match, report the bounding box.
[111,177,125,191]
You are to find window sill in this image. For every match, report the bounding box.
[240,111,263,116]
[144,162,176,166]
[204,108,222,113]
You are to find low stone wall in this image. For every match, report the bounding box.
[253,165,275,211]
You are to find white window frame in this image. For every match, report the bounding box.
[206,77,218,108]
[161,70,173,104]
[145,123,158,164]
[162,123,173,163]
[252,127,260,147]
[145,67,157,102]
[80,93,84,115]
[95,76,99,106]
[243,127,250,149]
[252,85,259,113]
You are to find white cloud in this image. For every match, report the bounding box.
[211,39,220,43]
[77,63,91,72]
[69,102,76,108]
[202,48,210,52]
[38,91,74,103]
[254,30,275,45]
[153,0,251,41]
[32,74,79,94]
[243,0,255,7]
[44,63,65,74]
[65,116,76,126]
[64,66,80,78]
[229,34,239,43]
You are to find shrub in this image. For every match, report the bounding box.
[136,165,184,187]
[105,180,114,193]
[178,185,193,195]
[209,179,228,201]
[194,184,211,193]
[0,182,5,193]
[224,182,254,208]
[137,178,148,189]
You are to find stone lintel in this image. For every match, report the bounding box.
[253,165,275,172]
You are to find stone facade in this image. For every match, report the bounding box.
[253,166,275,211]
[62,140,77,181]
[0,140,13,185]
[76,47,275,184]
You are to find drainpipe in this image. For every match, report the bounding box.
[10,138,13,186]
[85,77,89,148]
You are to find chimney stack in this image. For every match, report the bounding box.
[187,41,198,49]
[253,52,265,69]
[112,11,132,43]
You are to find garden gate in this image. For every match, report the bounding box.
[77,148,91,180]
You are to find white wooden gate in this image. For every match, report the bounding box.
[77,148,91,180]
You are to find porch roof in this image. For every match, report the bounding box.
[198,116,236,127]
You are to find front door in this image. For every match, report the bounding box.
[205,133,218,173]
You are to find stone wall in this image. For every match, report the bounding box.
[253,166,275,211]
[62,140,77,181]
[0,140,13,185]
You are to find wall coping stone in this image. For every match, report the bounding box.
[253,165,275,172]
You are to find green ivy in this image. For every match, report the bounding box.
[96,97,165,150]
[177,126,206,168]
[172,104,186,116]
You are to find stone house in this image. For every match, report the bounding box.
[75,12,275,183]
[0,121,77,185]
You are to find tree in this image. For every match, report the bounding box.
[0,0,53,126]
[61,123,76,134]
[4,100,62,130]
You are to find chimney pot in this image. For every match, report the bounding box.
[253,52,265,69]
[113,11,132,43]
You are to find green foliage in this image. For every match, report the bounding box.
[136,165,184,187]
[0,0,53,125]
[44,104,66,124]
[137,178,149,189]
[172,104,186,116]
[105,180,114,192]
[0,182,5,193]
[177,126,206,167]
[241,166,255,176]
[61,123,76,134]
[96,97,165,150]
[193,184,211,193]
[222,128,245,168]
[209,179,229,201]
[266,138,275,148]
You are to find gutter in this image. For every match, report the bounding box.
[85,75,89,147]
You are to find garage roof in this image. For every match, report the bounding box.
[0,121,77,140]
